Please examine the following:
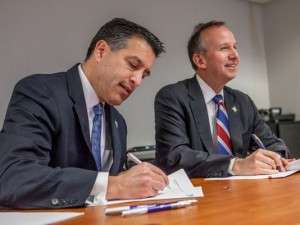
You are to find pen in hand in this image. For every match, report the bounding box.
[251,134,265,149]
[127,152,142,164]
[251,133,285,172]
[127,152,170,191]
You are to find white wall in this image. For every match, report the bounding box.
[0,0,270,148]
[263,0,300,119]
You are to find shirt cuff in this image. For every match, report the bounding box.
[86,172,109,205]
[228,158,236,175]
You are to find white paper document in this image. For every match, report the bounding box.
[98,169,203,205]
[0,212,83,225]
[286,159,300,170]
[205,170,298,180]
[206,159,300,181]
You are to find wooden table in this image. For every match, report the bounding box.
[52,173,300,225]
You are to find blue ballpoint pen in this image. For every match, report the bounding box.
[106,200,197,215]
[122,200,197,216]
[105,204,157,215]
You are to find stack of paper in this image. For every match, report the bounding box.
[100,169,203,205]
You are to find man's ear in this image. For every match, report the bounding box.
[192,53,207,70]
[93,40,110,62]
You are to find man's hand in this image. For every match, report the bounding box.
[232,149,289,175]
[106,162,168,200]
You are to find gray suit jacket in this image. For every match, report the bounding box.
[0,64,127,208]
[155,76,288,178]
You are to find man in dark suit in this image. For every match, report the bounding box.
[155,21,289,178]
[0,18,168,209]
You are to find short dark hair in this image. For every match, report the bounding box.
[187,20,225,70]
[85,18,165,60]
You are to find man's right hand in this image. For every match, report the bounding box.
[232,149,289,175]
[106,162,168,200]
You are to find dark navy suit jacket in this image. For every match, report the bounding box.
[155,76,288,178]
[0,64,127,208]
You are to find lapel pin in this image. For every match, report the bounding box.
[232,106,238,112]
[115,120,118,128]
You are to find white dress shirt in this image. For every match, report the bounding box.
[196,75,235,174]
[78,65,109,203]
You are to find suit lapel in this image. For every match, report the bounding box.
[188,77,215,154]
[66,64,91,152]
[224,88,244,155]
[108,106,123,174]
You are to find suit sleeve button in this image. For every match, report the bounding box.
[51,198,59,206]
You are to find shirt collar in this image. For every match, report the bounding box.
[196,74,224,104]
[78,64,100,110]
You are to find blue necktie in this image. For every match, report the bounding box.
[91,104,103,171]
[212,95,233,155]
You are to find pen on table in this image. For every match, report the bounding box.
[105,204,157,215]
[105,200,180,215]
[122,199,198,216]
[105,200,197,215]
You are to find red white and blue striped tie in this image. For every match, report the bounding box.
[213,95,233,156]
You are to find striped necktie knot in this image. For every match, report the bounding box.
[93,104,103,117]
[213,94,223,105]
